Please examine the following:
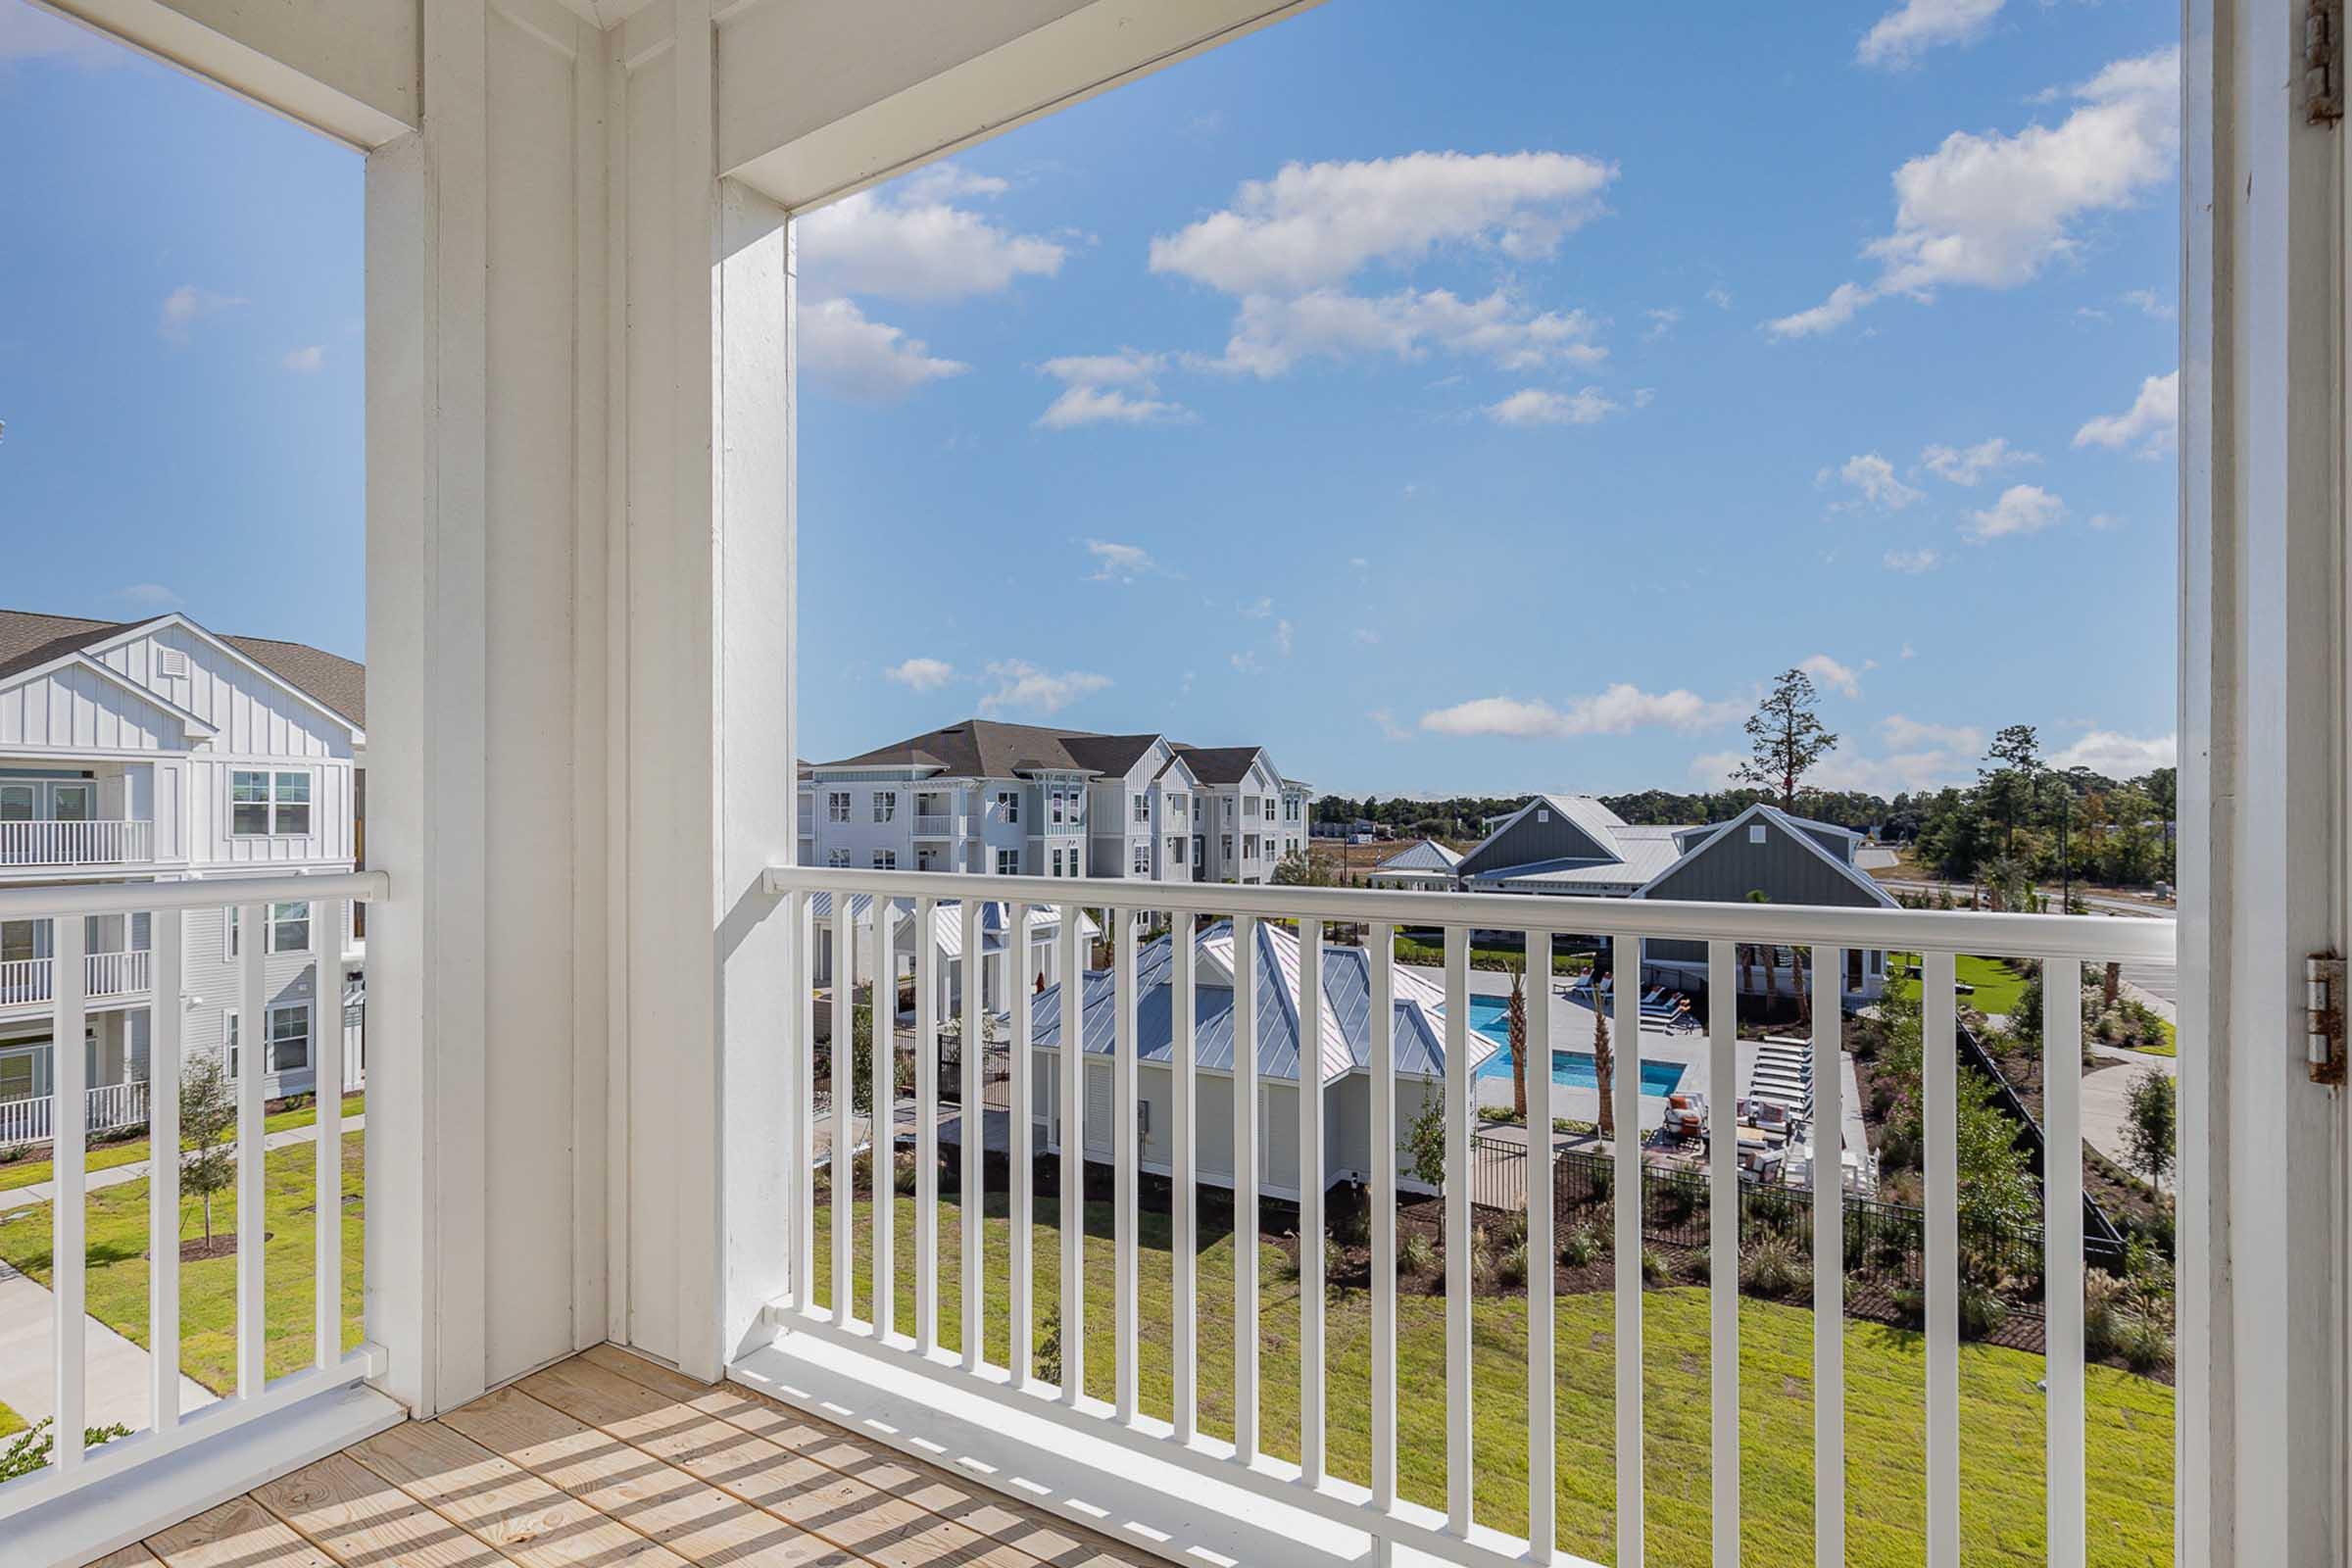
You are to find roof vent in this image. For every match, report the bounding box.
[156,648,189,680]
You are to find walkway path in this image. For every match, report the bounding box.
[2082,1045,2174,1179]
[0,1260,216,1433]
[0,1115,365,1216]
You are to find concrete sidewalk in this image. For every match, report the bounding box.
[2082,1045,2175,1179]
[0,1114,367,1216]
[0,1260,217,1433]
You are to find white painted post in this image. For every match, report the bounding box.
[959,899,983,1372]
[1009,903,1034,1388]
[1232,912,1259,1464]
[831,897,853,1329]
[237,903,268,1399]
[1706,937,1738,1568]
[914,896,938,1356]
[149,906,183,1430]
[1923,949,1958,1568]
[2045,958,2085,1568]
[1058,907,1084,1403]
[1526,930,1554,1558]
[1113,906,1139,1423]
[1171,909,1198,1442]
[1443,926,1472,1537]
[52,912,87,1470]
[314,899,344,1370]
[872,900,895,1340]
[790,891,813,1315]
[1298,917,1325,1489]
[1613,933,1643,1568]
[1369,921,1397,1525]
[1812,945,1844,1568]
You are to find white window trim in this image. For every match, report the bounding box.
[227,999,314,1080]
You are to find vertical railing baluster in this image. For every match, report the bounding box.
[237,901,268,1397]
[915,895,939,1356]
[2045,956,2086,1568]
[1009,902,1036,1387]
[789,890,812,1315]
[1443,925,1472,1536]
[1171,909,1198,1442]
[1924,949,1959,1568]
[1113,906,1139,1423]
[1298,916,1326,1491]
[1369,920,1397,1531]
[960,900,983,1373]
[1233,912,1259,1465]
[1613,932,1643,1568]
[53,911,87,1469]
[1059,906,1084,1404]
[871,899,895,1342]
[1813,945,1845,1568]
[150,902,183,1431]
[831,896,852,1329]
[1707,937,1738,1568]
[314,898,343,1370]
[1527,929,1554,1558]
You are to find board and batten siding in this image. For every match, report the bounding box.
[0,663,194,753]
[1641,817,1888,967]
[96,626,358,760]
[1454,804,1611,879]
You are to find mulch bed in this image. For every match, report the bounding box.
[156,1232,269,1262]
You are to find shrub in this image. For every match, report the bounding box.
[2083,1270,2127,1358]
[1560,1224,1601,1268]
[1740,1235,1805,1300]
[1958,1280,2008,1340]
[1399,1232,1439,1276]
[1333,1204,1371,1249]
[1496,1241,1530,1288]
[1035,1309,1063,1387]
[1641,1248,1672,1286]
[1585,1163,1613,1206]
[1493,1213,1528,1251]
[0,1420,131,1485]
[2115,1314,2174,1374]
[893,1150,918,1195]
[1325,1239,1348,1281]
[1747,1185,1796,1236]
[0,1143,24,1165]
[1683,1248,1711,1285]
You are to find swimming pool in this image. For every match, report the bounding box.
[1466,994,1688,1097]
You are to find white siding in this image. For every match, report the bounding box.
[0,663,188,753]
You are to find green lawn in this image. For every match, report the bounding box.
[0,1397,21,1438]
[811,1188,2173,1568]
[0,1093,364,1194]
[1887,954,2032,1018]
[0,1132,365,1395]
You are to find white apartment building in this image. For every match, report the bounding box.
[0,610,366,1142]
[798,719,1310,887]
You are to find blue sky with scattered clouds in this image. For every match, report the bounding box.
[0,0,2178,799]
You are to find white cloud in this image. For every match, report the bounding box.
[1857,0,2004,70]
[1883,546,1944,574]
[1229,651,1262,674]
[2121,287,2175,319]
[1799,654,1866,698]
[1084,539,1163,582]
[796,172,1064,303]
[798,298,967,401]
[1150,150,1615,295]
[1900,641,1918,660]
[1201,288,1604,378]
[2051,729,2177,775]
[0,6,121,65]
[1827,453,1923,511]
[885,657,956,692]
[1642,306,1682,341]
[158,285,244,345]
[1704,285,1734,310]
[1770,47,2179,337]
[1485,386,1618,427]
[1275,619,1295,656]
[1419,684,1745,739]
[1632,386,1656,409]
[977,660,1109,716]
[1881,713,1983,752]
[1921,435,2035,485]
[281,345,325,373]
[1038,386,1195,428]
[1039,350,1164,388]
[1964,482,2066,540]
[115,583,183,609]
[2088,512,2125,530]
[1371,709,1411,742]
[2074,369,2178,456]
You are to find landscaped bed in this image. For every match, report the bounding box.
[810,1177,2173,1568]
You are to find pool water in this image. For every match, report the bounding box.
[1466,994,1688,1097]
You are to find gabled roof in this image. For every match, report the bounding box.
[0,609,366,731]
[1373,839,1461,875]
[1455,793,1632,879]
[1057,733,1164,777]
[1631,803,1898,908]
[1171,744,1266,786]
[0,652,220,744]
[812,718,1115,778]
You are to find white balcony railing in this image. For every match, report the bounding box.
[750,864,2177,1568]
[912,812,963,837]
[0,951,154,1009]
[0,869,385,1525]
[0,818,154,868]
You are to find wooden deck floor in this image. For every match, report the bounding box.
[92,1344,1175,1568]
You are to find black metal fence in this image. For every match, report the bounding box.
[1472,1133,2115,1316]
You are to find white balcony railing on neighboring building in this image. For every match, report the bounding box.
[0,819,154,868]
[0,951,154,1009]
[0,870,385,1524]
[912,812,964,838]
[750,865,2176,1568]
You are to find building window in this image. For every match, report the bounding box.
[872,791,897,823]
[1052,848,1064,877]
[230,770,312,836]
[228,900,314,957]
[997,849,1020,875]
[229,771,270,835]
[828,849,850,867]
[872,850,897,870]
[828,791,852,822]
[1170,837,1185,865]
[1132,841,1150,875]
[1222,835,1234,860]
[1264,799,1275,821]
[1132,795,1150,823]
[999,791,1018,823]
[228,1003,312,1077]
[1051,793,1064,826]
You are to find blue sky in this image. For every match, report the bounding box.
[0,0,2178,800]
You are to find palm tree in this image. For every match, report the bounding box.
[1592,993,1615,1142]
[1506,961,1529,1122]
[1744,891,1777,1012]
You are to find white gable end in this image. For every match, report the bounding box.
[0,658,207,753]
[94,623,357,760]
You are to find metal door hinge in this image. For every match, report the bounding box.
[2307,0,2343,124]
[2306,955,2344,1083]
